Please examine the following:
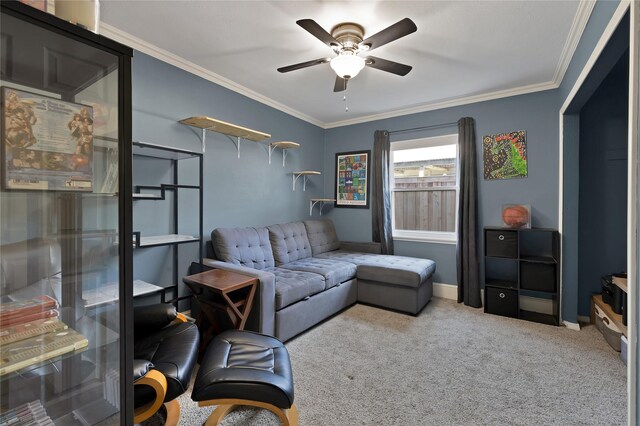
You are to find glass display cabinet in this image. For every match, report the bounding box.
[0,2,133,424]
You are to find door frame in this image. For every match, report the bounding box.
[558,0,635,422]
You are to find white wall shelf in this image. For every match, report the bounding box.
[291,171,321,191]
[310,198,335,216]
[268,141,300,166]
[179,116,271,156]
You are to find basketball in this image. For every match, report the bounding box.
[502,205,529,228]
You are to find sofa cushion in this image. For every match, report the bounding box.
[303,219,340,255]
[314,250,381,265]
[267,222,312,265]
[265,267,325,310]
[212,227,275,270]
[279,258,356,290]
[357,256,436,288]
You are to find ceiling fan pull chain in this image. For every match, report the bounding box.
[344,79,349,112]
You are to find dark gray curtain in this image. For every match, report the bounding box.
[372,130,394,254]
[456,117,481,307]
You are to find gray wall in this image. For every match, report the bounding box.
[577,53,628,317]
[323,90,560,285]
[131,53,325,304]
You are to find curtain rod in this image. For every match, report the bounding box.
[388,121,458,135]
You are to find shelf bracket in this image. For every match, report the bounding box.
[201,128,207,153]
[292,173,309,191]
[223,135,242,159]
[268,143,275,165]
[310,200,326,216]
[268,143,290,167]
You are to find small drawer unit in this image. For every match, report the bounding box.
[485,286,518,318]
[483,227,559,326]
[485,230,518,258]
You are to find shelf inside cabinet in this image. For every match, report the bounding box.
[485,279,517,290]
[83,280,164,308]
[520,255,557,264]
[268,141,300,166]
[134,233,200,248]
[133,184,201,201]
[133,141,202,160]
[310,198,335,216]
[179,116,271,155]
[292,171,321,191]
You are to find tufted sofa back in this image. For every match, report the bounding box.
[211,227,275,270]
[267,222,312,266]
[303,219,341,255]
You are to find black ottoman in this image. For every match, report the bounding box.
[192,330,298,425]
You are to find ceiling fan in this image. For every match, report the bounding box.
[278,18,417,92]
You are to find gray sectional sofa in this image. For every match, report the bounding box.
[203,219,435,341]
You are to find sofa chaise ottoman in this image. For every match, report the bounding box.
[203,219,435,341]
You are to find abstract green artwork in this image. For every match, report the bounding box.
[482,130,528,180]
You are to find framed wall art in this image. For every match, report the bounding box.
[2,86,94,191]
[482,130,527,180]
[334,150,370,208]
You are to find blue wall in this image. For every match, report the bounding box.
[323,90,560,285]
[131,53,325,304]
[577,53,628,317]
[558,0,625,323]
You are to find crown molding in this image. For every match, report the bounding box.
[98,23,325,128]
[551,0,596,86]
[323,80,558,129]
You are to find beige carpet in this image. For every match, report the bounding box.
[168,298,626,425]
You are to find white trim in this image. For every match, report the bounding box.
[98,0,595,131]
[433,282,457,300]
[324,81,558,129]
[559,1,631,114]
[552,1,597,86]
[563,320,581,331]
[392,232,456,244]
[98,23,325,128]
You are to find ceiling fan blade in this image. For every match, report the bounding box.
[297,19,341,48]
[365,56,412,76]
[360,18,417,51]
[333,76,348,92]
[277,58,331,73]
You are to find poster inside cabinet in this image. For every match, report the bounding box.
[335,150,370,208]
[2,87,93,191]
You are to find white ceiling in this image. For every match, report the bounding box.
[100,1,587,128]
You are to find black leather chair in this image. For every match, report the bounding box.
[133,304,199,425]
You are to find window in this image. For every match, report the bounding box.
[391,134,458,243]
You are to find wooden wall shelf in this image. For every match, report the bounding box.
[292,171,321,191]
[179,116,270,156]
[269,141,300,166]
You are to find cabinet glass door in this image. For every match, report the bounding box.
[1,7,127,425]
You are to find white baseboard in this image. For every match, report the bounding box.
[563,320,581,331]
[434,283,554,316]
[433,282,457,300]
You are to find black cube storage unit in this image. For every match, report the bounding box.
[484,227,560,326]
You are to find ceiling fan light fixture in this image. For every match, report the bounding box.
[330,53,365,79]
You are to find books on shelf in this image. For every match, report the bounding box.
[0,328,89,376]
[0,296,59,329]
[0,400,54,426]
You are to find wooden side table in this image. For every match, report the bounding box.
[183,269,258,356]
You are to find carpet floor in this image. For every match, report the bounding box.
[164,298,626,425]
